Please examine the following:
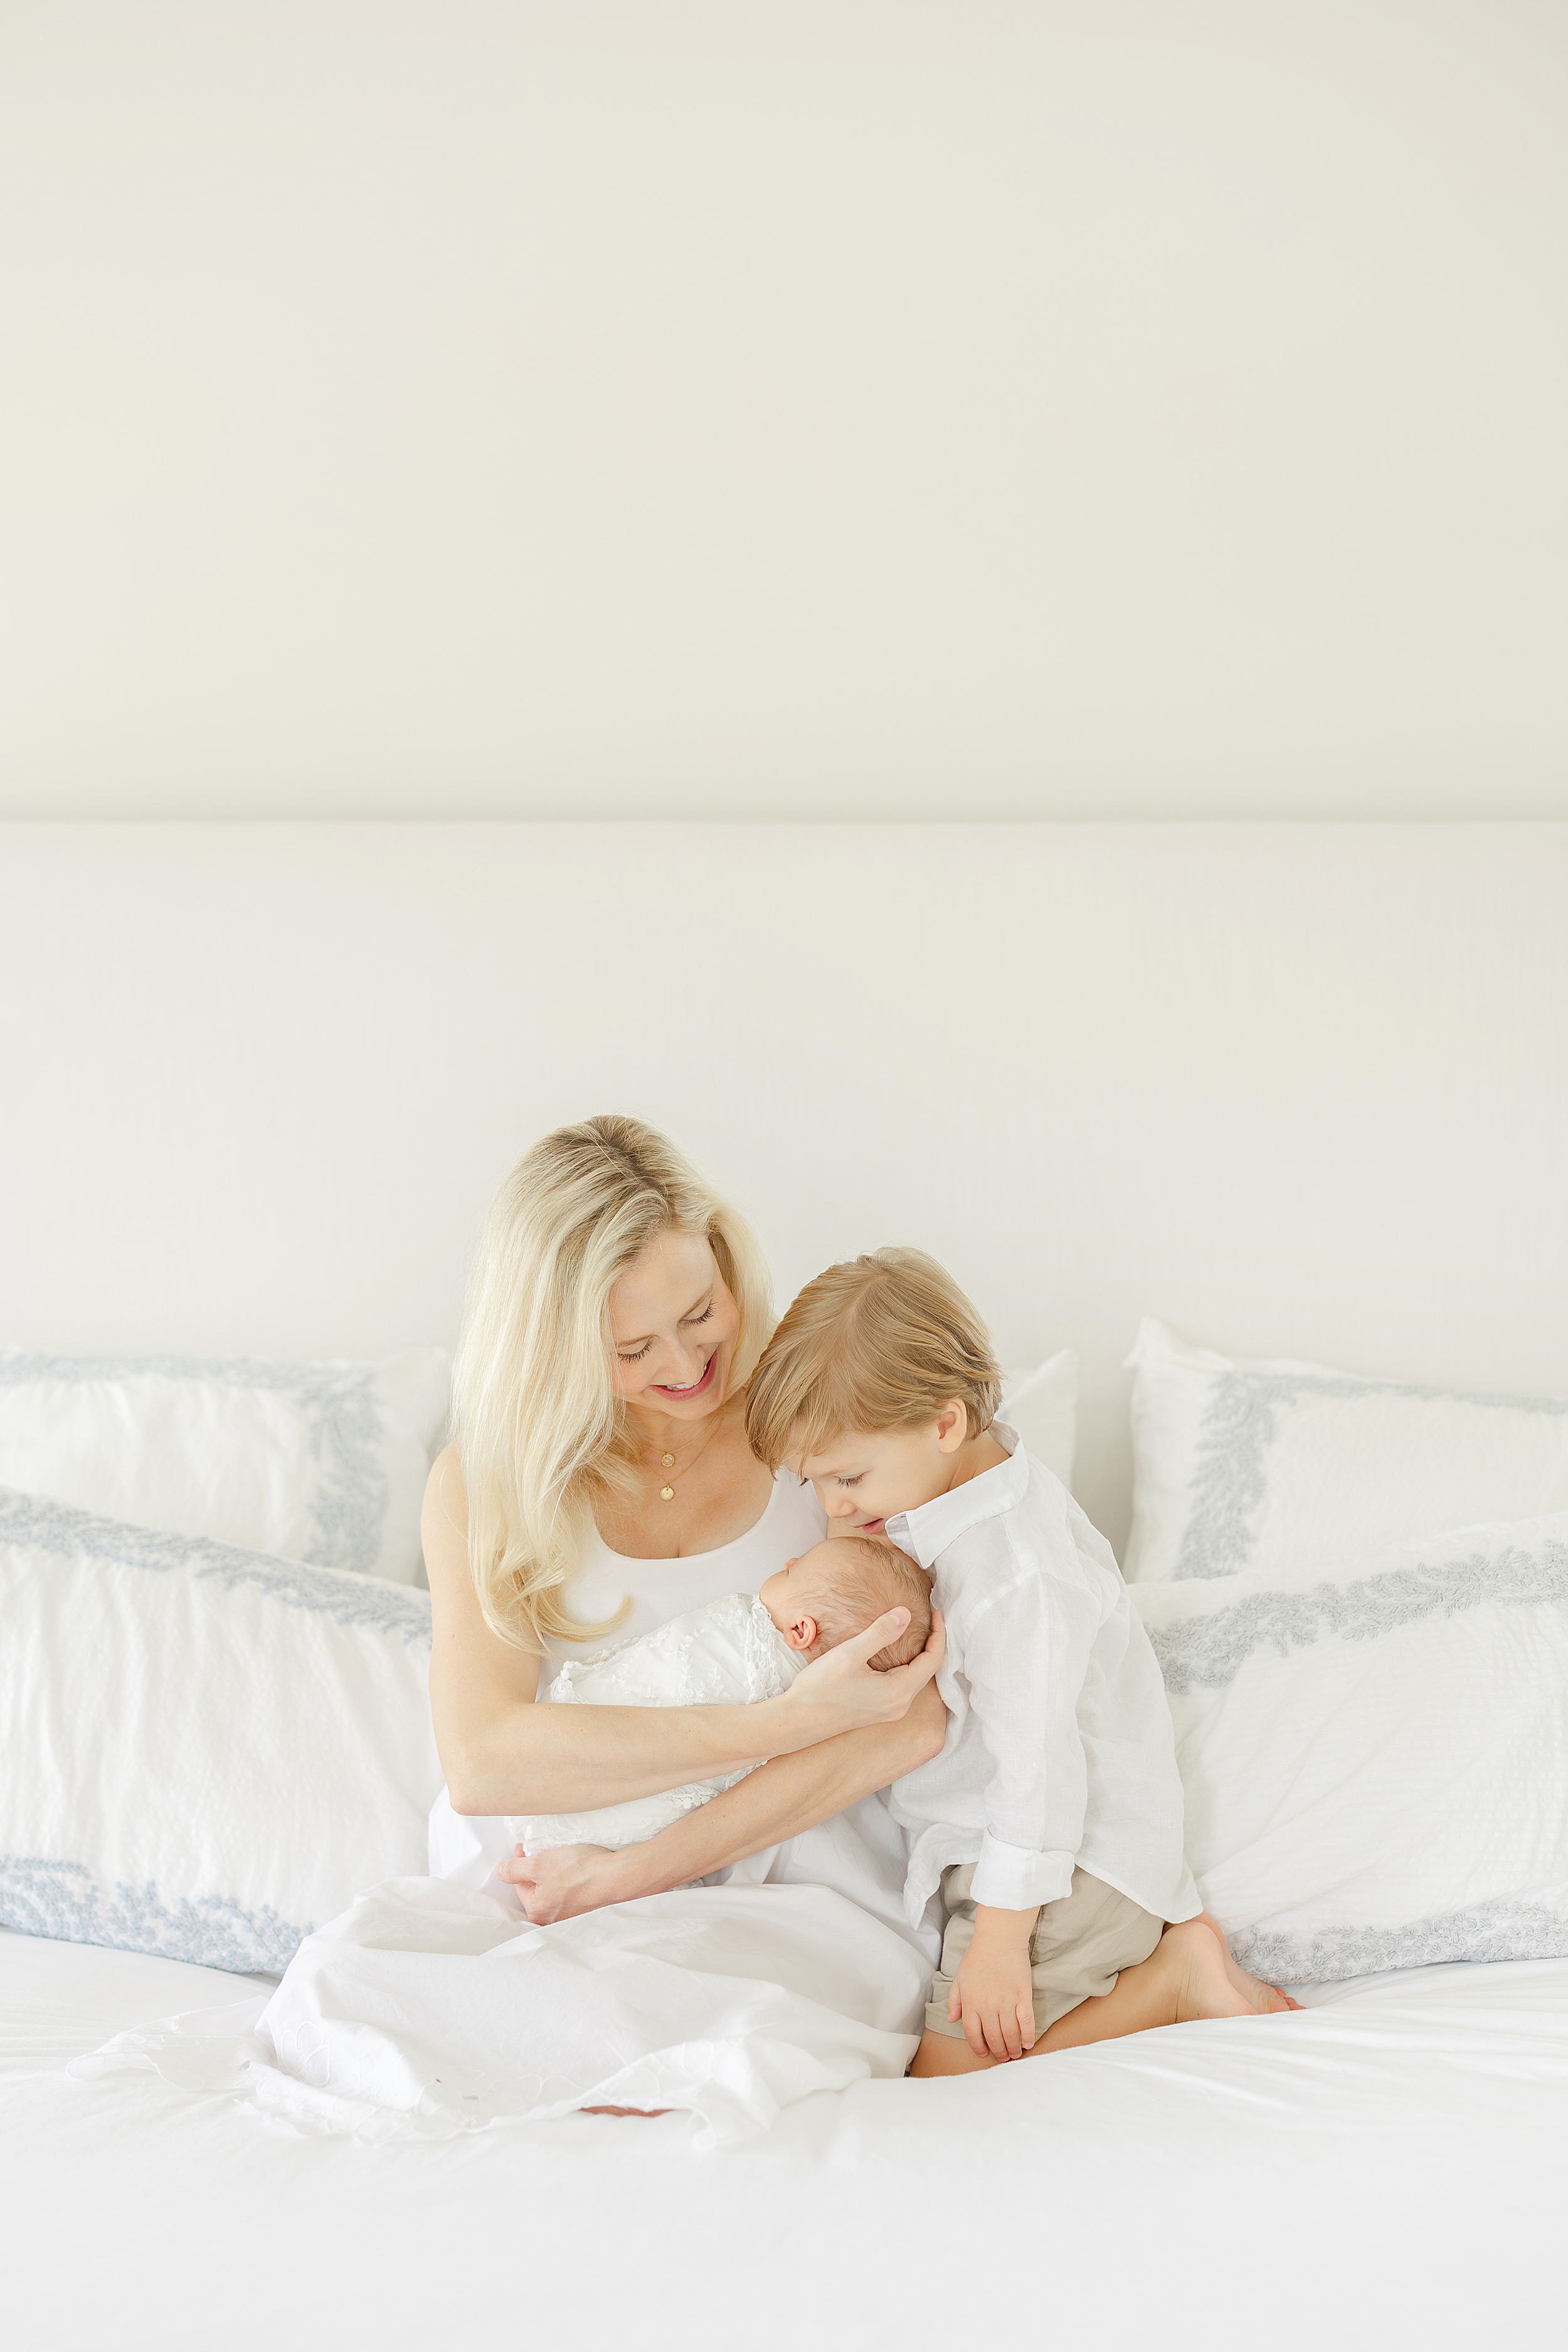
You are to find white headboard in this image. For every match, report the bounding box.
[3,820,1564,1555]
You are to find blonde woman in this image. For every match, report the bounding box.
[424,1115,947,1971]
[85,1119,951,2144]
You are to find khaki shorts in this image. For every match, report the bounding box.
[926,1863,1165,2040]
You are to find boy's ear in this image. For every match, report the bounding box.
[785,1613,820,1653]
[934,1400,969,1454]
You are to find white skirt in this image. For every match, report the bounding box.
[77,1873,930,2149]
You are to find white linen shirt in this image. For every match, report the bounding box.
[887,1422,1199,1926]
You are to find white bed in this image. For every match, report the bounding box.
[3,820,1566,2346]
[5,1924,1564,2349]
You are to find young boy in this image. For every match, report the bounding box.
[745,1247,1296,2073]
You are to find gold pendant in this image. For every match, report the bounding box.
[662,1453,675,1467]
[660,1484,675,1502]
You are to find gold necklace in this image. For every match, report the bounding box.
[648,1409,726,1502]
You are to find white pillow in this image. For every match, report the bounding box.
[0,1488,442,1973]
[999,1350,1077,1490]
[1133,1511,1568,1983]
[1124,1318,1568,1582]
[0,1345,450,1585]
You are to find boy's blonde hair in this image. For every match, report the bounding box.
[453,1115,775,1653]
[746,1246,1002,1470]
[804,1534,933,1670]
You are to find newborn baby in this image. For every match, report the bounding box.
[509,1535,933,1858]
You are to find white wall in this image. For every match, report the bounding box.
[3,820,1564,1554]
[2,2,1564,820]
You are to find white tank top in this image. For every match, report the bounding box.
[544,1468,827,1663]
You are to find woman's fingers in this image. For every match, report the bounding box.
[849,1606,912,1662]
[782,1599,945,1727]
[493,1841,621,1924]
[783,1612,907,1713]
[874,1613,945,1707]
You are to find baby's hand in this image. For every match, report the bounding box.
[950,1905,1039,2062]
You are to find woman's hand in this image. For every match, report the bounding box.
[781,1606,945,1732]
[503,1843,635,1924]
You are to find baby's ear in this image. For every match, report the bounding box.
[786,1613,820,1653]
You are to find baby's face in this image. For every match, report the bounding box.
[758,1542,845,1657]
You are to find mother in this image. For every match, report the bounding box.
[421,1115,947,2057]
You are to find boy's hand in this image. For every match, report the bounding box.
[950,1904,1039,2062]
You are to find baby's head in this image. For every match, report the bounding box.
[759,1536,933,1671]
[744,1246,1003,1537]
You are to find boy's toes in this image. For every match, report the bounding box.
[1222,1951,1302,2015]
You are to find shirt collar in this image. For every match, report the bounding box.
[885,1420,1029,1571]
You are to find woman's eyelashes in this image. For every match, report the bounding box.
[618,1303,713,1364]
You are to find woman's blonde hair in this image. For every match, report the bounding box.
[746,1246,1001,1471]
[453,1116,775,1651]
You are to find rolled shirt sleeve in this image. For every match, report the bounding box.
[970,1829,1075,1910]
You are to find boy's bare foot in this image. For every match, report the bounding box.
[908,1916,1302,2074]
[1195,1911,1304,2013]
[1162,1919,1263,2021]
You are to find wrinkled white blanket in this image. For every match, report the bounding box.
[514,1592,801,1854]
[75,1873,928,2147]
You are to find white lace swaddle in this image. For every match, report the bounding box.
[509,1591,803,1855]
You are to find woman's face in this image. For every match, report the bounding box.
[608,1229,741,1422]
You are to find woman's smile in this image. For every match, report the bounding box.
[648,1348,718,1402]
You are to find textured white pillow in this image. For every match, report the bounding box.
[0,1489,442,1973]
[1134,1511,1568,1983]
[999,1350,1077,1490]
[1124,1318,1568,1582]
[0,1345,449,1585]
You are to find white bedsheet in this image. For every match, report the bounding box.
[5,1927,1563,2351]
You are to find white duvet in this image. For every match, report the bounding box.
[9,1929,1565,2352]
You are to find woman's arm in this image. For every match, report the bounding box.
[501,1676,949,1922]
[425,1447,940,1817]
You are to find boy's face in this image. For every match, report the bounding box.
[796,1411,965,1537]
